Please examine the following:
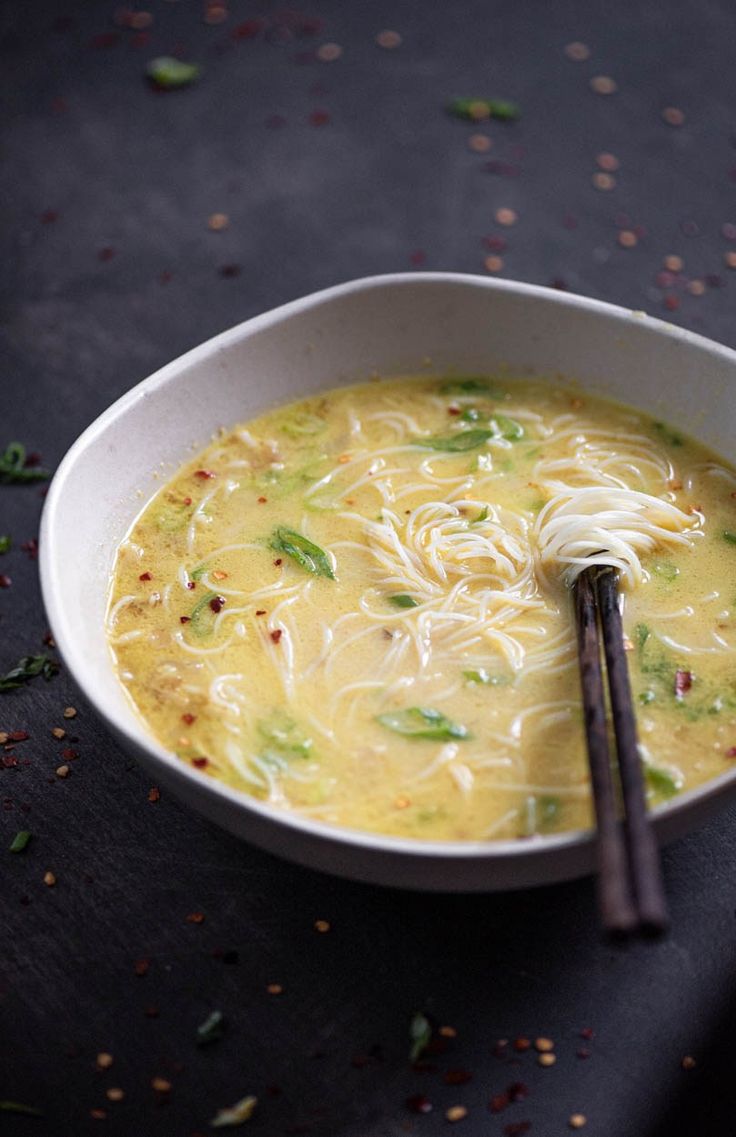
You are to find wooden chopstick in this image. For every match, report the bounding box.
[595,568,669,936]
[574,568,638,937]
[574,566,668,938]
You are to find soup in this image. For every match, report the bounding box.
[107,376,736,841]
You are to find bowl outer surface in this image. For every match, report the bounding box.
[39,272,736,890]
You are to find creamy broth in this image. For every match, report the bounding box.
[107,376,736,841]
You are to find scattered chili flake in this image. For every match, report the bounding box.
[580,1027,594,1040]
[270,629,283,645]
[596,152,619,171]
[407,1095,432,1114]
[484,255,504,273]
[90,1109,107,1120]
[9,830,31,853]
[56,764,70,779]
[208,212,229,231]
[590,75,617,94]
[180,616,191,624]
[675,669,693,698]
[681,1055,696,1070]
[490,1092,510,1113]
[664,254,684,272]
[538,1052,556,1067]
[134,957,150,976]
[564,41,590,61]
[725,747,736,758]
[534,1037,554,1052]
[725,251,736,270]
[439,1025,457,1038]
[186,911,205,924]
[484,235,507,252]
[255,610,266,616]
[309,109,331,126]
[376,29,402,49]
[231,19,263,40]
[192,756,209,768]
[147,787,160,803]
[139,571,152,581]
[106,1088,124,1102]
[314,919,330,932]
[316,42,342,62]
[204,5,228,25]
[664,295,680,312]
[444,1069,473,1086]
[130,11,153,30]
[618,229,638,248]
[182,712,196,725]
[410,249,426,266]
[43,871,56,886]
[219,263,242,277]
[257,496,268,503]
[183,496,193,505]
[662,106,685,126]
[195,469,216,479]
[266,983,283,995]
[0,575,11,588]
[273,559,282,566]
[468,133,492,153]
[151,1076,172,1093]
[98,247,116,262]
[186,581,196,590]
[209,596,225,614]
[9,731,29,742]
[446,1105,468,1122]
[592,172,615,191]
[569,1116,587,1130]
[96,1052,114,1070]
[61,747,78,760]
[512,1037,531,1052]
[577,1047,591,1059]
[495,207,517,226]
[687,279,705,296]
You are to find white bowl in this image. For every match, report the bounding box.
[40,273,736,891]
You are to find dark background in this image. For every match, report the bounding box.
[3,1,736,1133]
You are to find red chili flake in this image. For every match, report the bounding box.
[273,558,283,566]
[309,109,331,126]
[504,1124,531,1136]
[219,263,242,277]
[270,629,283,644]
[255,609,266,616]
[186,911,205,924]
[61,747,78,760]
[180,616,191,624]
[147,787,160,803]
[490,1092,510,1113]
[139,571,152,581]
[192,756,209,768]
[90,31,120,49]
[183,496,193,506]
[484,235,507,253]
[513,1037,531,1052]
[2,755,18,768]
[195,469,216,480]
[134,957,150,976]
[725,747,736,758]
[186,581,196,590]
[577,1047,591,1059]
[409,249,426,266]
[580,1027,594,1040]
[508,1082,529,1102]
[182,713,196,725]
[664,294,680,311]
[209,596,225,613]
[98,247,116,262]
[447,406,461,415]
[675,669,693,698]
[257,496,268,503]
[9,731,28,742]
[407,1095,433,1114]
[41,209,59,224]
[551,278,568,291]
[0,575,11,589]
[656,271,676,288]
[231,18,263,40]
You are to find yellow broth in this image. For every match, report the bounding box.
[107,376,736,841]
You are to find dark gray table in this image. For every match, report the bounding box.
[3,2,736,1133]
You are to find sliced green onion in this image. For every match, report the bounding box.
[9,830,31,853]
[270,527,335,578]
[146,56,201,90]
[389,594,419,609]
[414,429,492,452]
[377,707,470,740]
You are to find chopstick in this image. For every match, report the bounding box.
[574,565,669,939]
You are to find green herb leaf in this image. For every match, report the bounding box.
[652,561,680,580]
[9,830,31,853]
[447,97,521,121]
[258,712,313,764]
[635,623,651,656]
[271,527,335,579]
[463,668,508,686]
[493,414,525,441]
[414,429,492,453]
[377,706,470,740]
[653,421,683,447]
[639,690,656,705]
[279,412,327,438]
[0,442,49,484]
[211,1095,258,1128]
[190,562,210,582]
[723,530,736,546]
[409,1011,432,1062]
[188,590,219,637]
[197,1009,225,1046]
[147,56,201,89]
[0,654,58,693]
[0,536,10,554]
[644,762,682,797]
[389,594,419,609]
[439,378,502,397]
[0,1101,43,1117]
